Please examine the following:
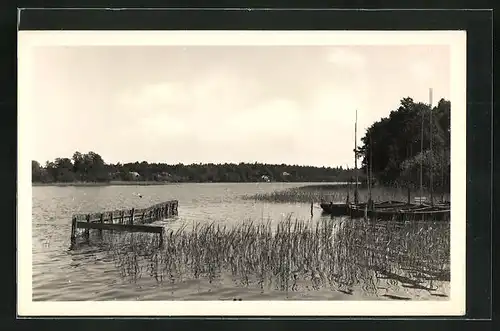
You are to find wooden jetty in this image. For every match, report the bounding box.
[70,200,178,248]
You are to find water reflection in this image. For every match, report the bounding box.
[72,217,449,300]
[33,183,450,300]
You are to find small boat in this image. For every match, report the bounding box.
[321,200,408,216]
[349,202,450,221]
[320,202,350,216]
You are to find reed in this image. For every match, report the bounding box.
[245,185,419,204]
[101,216,450,297]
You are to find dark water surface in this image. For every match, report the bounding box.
[32,182,449,301]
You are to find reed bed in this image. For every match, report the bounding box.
[96,216,450,298]
[245,184,414,204]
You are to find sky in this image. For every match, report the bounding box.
[28,44,450,167]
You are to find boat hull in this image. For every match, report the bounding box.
[349,204,450,221]
[321,200,409,217]
[320,202,350,216]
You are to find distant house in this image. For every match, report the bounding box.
[261,175,271,182]
[155,172,171,181]
[108,172,120,180]
[129,171,141,179]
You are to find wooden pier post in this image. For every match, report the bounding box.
[84,214,90,242]
[120,211,124,224]
[109,212,114,233]
[173,201,178,215]
[98,213,104,236]
[70,216,77,248]
[130,208,135,225]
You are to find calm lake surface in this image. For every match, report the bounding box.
[32,182,449,301]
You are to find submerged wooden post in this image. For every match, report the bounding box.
[159,231,164,247]
[70,216,77,248]
[310,201,313,218]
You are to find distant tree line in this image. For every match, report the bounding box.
[32,96,450,188]
[357,97,451,193]
[31,151,363,184]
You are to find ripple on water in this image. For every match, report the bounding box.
[31,184,450,301]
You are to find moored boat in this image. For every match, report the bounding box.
[349,202,450,221]
[320,202,350,216]
[321,200,409,217]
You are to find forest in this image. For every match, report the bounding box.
[357,97,450,193]
[32,97,450,190]
[31,152,360,184]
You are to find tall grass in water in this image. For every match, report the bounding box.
[246,185,405,203]
[101,217,449,298]
[246,184,450,204]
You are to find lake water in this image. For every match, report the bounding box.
[32,182,449,301]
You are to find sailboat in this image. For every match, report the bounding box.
[320,110,360,216]
[348,88,450,221]
[320,110,403,216]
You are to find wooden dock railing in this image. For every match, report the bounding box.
[70,200,178,248]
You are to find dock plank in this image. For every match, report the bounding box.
[76,221,164,234]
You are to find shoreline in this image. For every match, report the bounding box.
[32,181,175,187]
[31,181,350,187]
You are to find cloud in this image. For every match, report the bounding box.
[224,98,302,137]
[113,67,261,121]
[327,49,366,69]
[408,61,434,84]
[139,113,189,136]
[118,82,186,108]
[307,87,361,126]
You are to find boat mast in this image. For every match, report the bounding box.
[441,149,445,202]
[419,96,424,204]
[346,164,350,203]
[354,109,359,205]
[368,131,372,207]
[429,87,434,206]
